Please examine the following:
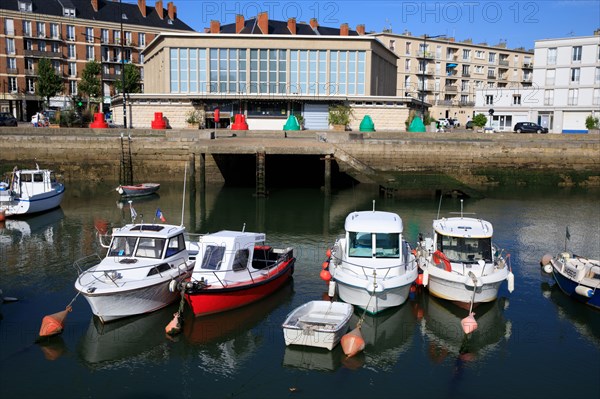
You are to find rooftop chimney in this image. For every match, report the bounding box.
[287,17,296,35]
[236,14,245,33]
[309,18,318,30]
[155,1,164,20]
[356,24,365,35]
[91,0,98,12]
[138,0,146,17]
[257,12,268,34]
[210,20,220,34]
[340,23,349,36]
[167,1,176,20]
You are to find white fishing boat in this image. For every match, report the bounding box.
[0,165,65,219]
[74,219,198,323]
[416,202,514,310]
[282,300,353,350]
[324,202,418,314]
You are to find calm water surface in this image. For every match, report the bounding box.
[1,181,599,399]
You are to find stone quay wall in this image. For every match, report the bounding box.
[0,128,598,187]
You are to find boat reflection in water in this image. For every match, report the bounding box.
[77,303,177,369]
[0,207,64,246]
[283,344,345,372]
[419,292,511,365]
[541,281,600,348]
[183,280,294,377]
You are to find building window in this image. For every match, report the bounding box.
[593,88,600,105]
[36,21,45,38]
[572,46,582,62]
[125,31,132,45]
[86,45,95,60]
[86,27,94,42]
[22,20,32,36]
[51,42,59,54]
[568,89,578,105]
[38,41,47,52]
[68,44,76,59]
[513,95,521,105]
[488,52,496,64]
[544,89,554,106]
[18,1,33,12]
[50,23,59,39]
[405,42,411,55]
[138,33,146,47]
[26,58,34,72]
[8,58,17,70]
[6,38,16,55]
[114,30,121,44]
[545,69,555,85]
[5,19,15,35]
[595,67,600,84]
[63,7,76,17]
[68,62,76,77]
[69,80,77,95]
[570,68,580,84]
[462,49,471,60]
[461,80,469,91]
[462,65,470,76]
[485,95,494,105]
[487,68,496,78]
[475,65,484,74]
[389,40,395,51]
[8,77,18,93]
[475,50,485,59]
[404,59,410,72]
[101,29,109,43]
[67,25,75,41]
[26,77,35,93]
[547,48,556,65]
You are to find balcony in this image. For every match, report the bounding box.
[7,68,18,75]
[499,60,509,67]
[487,74,496,80]
[462,72,470,77]
[25,69,36,76]
[459,101,475,107]
[23,49,62,59]
[102,73,121,81]
[444,85,458,93]
[417,51,434,59]
[523,62,533,69]
[498,74,507,81]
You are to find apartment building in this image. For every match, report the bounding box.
[0,0,193,121]
[474,31,600,133]
[373,32,534,125]
[119,13,419,130]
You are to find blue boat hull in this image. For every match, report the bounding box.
[552,269,600,309]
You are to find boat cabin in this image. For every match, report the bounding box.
[344,211,405,259]
[197,230,269,272]
[108,224,187,260]
[7,168,59,197]
[433,218,494,263]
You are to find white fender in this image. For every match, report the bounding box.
[328,281,336,297]
[575,285,593,298]
[168,279,178,293]
[507,271,515,293]
[422,268,429,287]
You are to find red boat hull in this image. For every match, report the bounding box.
[185,258,295,317]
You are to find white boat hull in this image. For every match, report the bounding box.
[1,185,64,217]
[282,301,353,350]
[81,273,189,323]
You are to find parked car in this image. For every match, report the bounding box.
[0,112,18,127]
[437,118,450,128]
[465,120,474,130]
[514,122,548,134]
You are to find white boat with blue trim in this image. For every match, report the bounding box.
[0,165,65,219]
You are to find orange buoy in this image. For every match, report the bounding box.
[416,273,423,286]
[322,261,329,269]
[319,269,331,282]
[165,312,183,336]
[461,312,478,334]
[38,306,72,338]
[433,250,452,272]
[326,248,332,258]
[94,218,109,235]
[341,326,365,357]
[0,210,6,222]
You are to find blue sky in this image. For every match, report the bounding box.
[141,0,600,50]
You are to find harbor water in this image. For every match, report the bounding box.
[1,181,599,399]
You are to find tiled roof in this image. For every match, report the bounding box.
[0,0,194,31]
[220,18,360,36]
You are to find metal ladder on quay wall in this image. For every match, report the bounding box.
[255,151,267,197]
[119,132,134,186]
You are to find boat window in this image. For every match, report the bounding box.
[437,235,492,263]
[201,245,225,270]
[109,236,138,257]
[165,234,185,257]
[348,232,372,258]
[33,173,43,182]
[147,263,172,276]
[232,249,249,271]
[20,173,32,182]
[135,237,165,258]
[374,233,400,258]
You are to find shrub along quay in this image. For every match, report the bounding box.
[0,128,598,196]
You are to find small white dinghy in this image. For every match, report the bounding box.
[282,300,353,350]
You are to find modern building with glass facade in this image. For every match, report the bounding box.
[117,13,420,130]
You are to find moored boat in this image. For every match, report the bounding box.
[116,183,160,198]
[325,202,418,314]
[416,207,514,310]
[541,252,600,309]
[282,300,353,350]
[74,221,198,323]
[0,165,65,219]
[182,229,295,317]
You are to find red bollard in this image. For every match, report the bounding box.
[231,114,249,130]
[151,112,167,129]
[89,112,109,128]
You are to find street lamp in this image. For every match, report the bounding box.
[120,0,127,129]
[420,34,446,120]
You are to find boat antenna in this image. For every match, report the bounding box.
[372,200,375,212]
[436,193,443,219]
[242,223,246,232]
[180,163,187,227]
[460,199,464,217]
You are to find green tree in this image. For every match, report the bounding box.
[78,60,102,110]
[114,63,142,94]
[472,113,488,127]
[36,58,63,108]
[585,115,599,130]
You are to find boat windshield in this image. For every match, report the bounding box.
[437,235,492,263]
[108,236,138,257]
[348,232,400,258]
[200,245,226,270]
[135,237,165,259]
